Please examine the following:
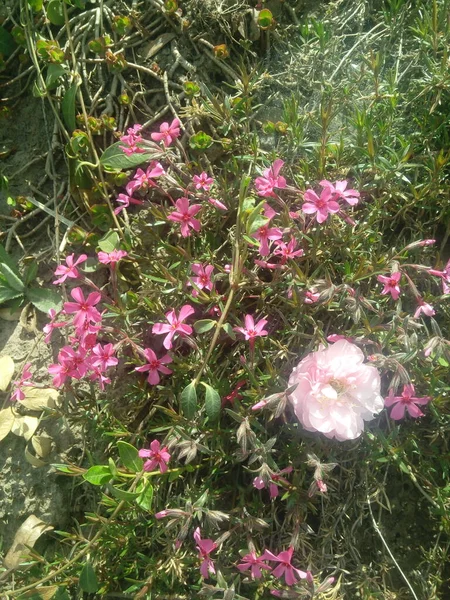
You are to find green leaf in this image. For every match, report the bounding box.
[0,26,16,57]
[136,481,153,511]
[79,562,99,593]
[61,82,78,132]
[23,262,38,286]
[54,588,70,600]
[109,485,140,501]
[201,382,221,422]
[47,0,65,25]
[193,319,216,333]
[26,287,62,313]
[257,8,274,29]
[117,441,143,472]
[82,465,112,486]
[0,244,20,277]
[222,322,236,340]
[45,64,67,90]
[28,0,43,11]
[99,141,160,170]
[189,131,213,150]
[246,200,267,234]
[98,230,120,253]
[0,286,23,305]
[180,381,197,419]
[0,264,24,292]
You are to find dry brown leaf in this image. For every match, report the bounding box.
[0,355,15,391]
[141,33,176,59]
[18,586,59,599]
[31,435,52,458]
[21,387,60,411]
[4,515,53,569]
[0,307,21,321]
[20,303,38,333]
[0,406,15,441]
[11,414,39,441]
[25,446,48,468]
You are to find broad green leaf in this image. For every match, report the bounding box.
[47,0,65,26]
[0,286,23,304]
[109,485,140,501]
[28,0,43,10]
[99,141,160,170]
[45,64,67,90]
[0,26,16,57]
[222,322,236,340]
[201,382,221,422]
[82,465,112,485]
[117,441,143,472]
[23,262,38,286]
[61,82,78,132]
[0,355,14,391]
[98,230,120,253]
[180,381,197,419]
[79,562,99,593]
[0,244,21,276]
[26,287,62,313]
[193,319,216,333]
[54,588,70,600]
[0,263,24,291]
[136,481,153,511]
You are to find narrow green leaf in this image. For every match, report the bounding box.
[61,82,78,132]
[180,381,197,419]
[117,441,143,472]
[99,141,160,170]
[79,562,99,593]
[98,230,120,253]
[45,64,67,90]
[0,264,24,292]
[136,481,154,511]
[23,262,38,286]
[26,287,62,313]
[201,382,221,422]
[109,485,140,501]
[193,319,216,333]
[82,465,112,486]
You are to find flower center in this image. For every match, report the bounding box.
[328,378,347,395]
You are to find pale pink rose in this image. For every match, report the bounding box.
[288,340,384,441]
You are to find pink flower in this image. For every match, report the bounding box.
[119,124,145,155]
[288,339,384,441]
[126,162,165,195]
[48,346,89,387]
[255,159,287,197]
[89,368,111,391]
[91,343,118,371]
[237,551,271,579]
[273,239,304,262]
[261,547,308,586]
[304,290,320,304]
[327,334,353,343]
[97,250,128,265]
[135,348,173,385]
[234,315,268,345]
[193,527,217,579]
[152,304,195,349]
[193,172,214,191]
[253,466,293,499]
[43,309,67,343]
[53,254,87,284]
[207,197,227,211]
[10,363,34,402]
[302,188,340,223]
[167,197,202,238]
[320,179,360,206]
[64,287,102,328]
[114,193,144,215]
[385,384,431,420]
[188,263,214,296]
[414,299,435,318]
[151,118,181,147]
[252,206,283,256]
[139,439,171,473]
[377,272,401,300]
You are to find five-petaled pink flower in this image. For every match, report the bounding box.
[193,172,214,191]
[120,124,145,156]
[151,118,181,147]
[261,547,309,586]
[414,298,435,318]
[53,254,87,284]
[273,239,304,262]
[98,250,128,266]
[253,466,293,499]
[237,551,271,579]
[167,197,202,237]
[255,159,287,197]
[152,304,195,349]
[126,162,165,195]
[114,193,144,215]
[43,308,67,343]
[189,263,214,296]
[90,343,118,371]
[377,271,401,300]
[63,287,102,328]
[302,188,340,223]
[135,348,173,385]
[10,363,34,402]
[320,179,360,206]
[234,314,268,346]
[252,204,283,256]
[193,527,217,579]
[139,439,171,473]
[385,384,431,420]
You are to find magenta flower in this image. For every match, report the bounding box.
[193,527,217,579]
[63,287,102,328]
[114,193,144,215]
[255,159,287,197]
[126,162,165,195]
[304,289,320,304]
[302,188,340,223]
[139,439,171,473]
[167,197,202,238]
[385,384,431,420]
[237,551,271,579]
[193,172,214,191]
[261,547,308,586]
[189,263,214,296]
[53,253,87,284]
[135,348,173,385]
[90,343,118,371]
[273,239,304,262]
[152,304,195,349]
[252,205,283,256]
[414,298,435,318]
[43,308,67,343]
[253,466,293,499]
[207,197,228,211]
[151,118,181,147]
[10,363,34,402]
[48,346,89,387]
[377,271,401,300]
[98,250,128,265]
[119,124,145,155]
[234,315,268,345]
[89,368,111,391]
[320,179,360,206]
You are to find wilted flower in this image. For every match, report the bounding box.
[414,298,435,318]
[288,340,384,441]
